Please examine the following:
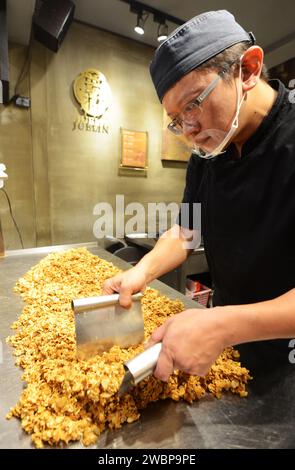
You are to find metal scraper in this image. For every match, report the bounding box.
[71,292,144,360]
[118,342,162,396]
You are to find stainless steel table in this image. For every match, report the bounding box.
[1,243,295,449]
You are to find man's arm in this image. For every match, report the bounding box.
[103,225,199,306]
[136,225,197,283]
[147,288,295,381]
[224,288,295,345]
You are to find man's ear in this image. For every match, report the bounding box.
[241,46,264,92]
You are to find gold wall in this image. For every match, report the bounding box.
[0,44,36,249]
[0,22,187,249]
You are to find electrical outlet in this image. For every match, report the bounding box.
[13,95,31,108]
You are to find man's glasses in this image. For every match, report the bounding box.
[167,70,226,135]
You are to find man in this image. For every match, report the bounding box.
[104,10,295,382]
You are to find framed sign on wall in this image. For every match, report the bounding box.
[120,129,148,174]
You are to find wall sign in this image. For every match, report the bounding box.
[72,68,112,133]
[120,128,148,173]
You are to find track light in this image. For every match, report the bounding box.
[157,22,168,42]
[154,12,168,42]
[134,13,145,35]
[128,1,183,42]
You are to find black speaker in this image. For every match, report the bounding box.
[0,0,9,104]
[33,0,75,53]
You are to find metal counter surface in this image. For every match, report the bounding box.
[0,243,294,449]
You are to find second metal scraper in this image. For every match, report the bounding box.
[118,342,162,395]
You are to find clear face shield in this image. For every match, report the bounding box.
[167,58,245,159]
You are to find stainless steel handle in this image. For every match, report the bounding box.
[71,292,143,313]
[124,342,162,385]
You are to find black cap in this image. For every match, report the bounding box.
[150,10,255,102]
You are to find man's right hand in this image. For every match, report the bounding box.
[102,266,148,308]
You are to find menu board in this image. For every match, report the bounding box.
[121,129,148,169]
[161,110,191,162]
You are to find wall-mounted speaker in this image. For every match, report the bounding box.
[33,0,75,53]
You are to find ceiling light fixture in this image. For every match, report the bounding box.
[153,12,168,42]
[157,21,168,42]
[134,12,147,35]
[126,0,183,43]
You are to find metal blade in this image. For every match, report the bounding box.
[118,368,135,396]
[72,293,144,360]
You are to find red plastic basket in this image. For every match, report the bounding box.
[193,288,212,307]
[186,279,212,307]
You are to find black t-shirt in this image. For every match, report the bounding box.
[179,79,295,305]
[178,80,295,373]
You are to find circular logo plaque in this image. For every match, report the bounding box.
[73,69,112,118]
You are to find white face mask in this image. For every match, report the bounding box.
[191,61,245,160]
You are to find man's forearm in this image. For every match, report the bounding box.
[136,227,191,283]
[221,288,295,347]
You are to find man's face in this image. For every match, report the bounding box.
[162,68,239,149]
